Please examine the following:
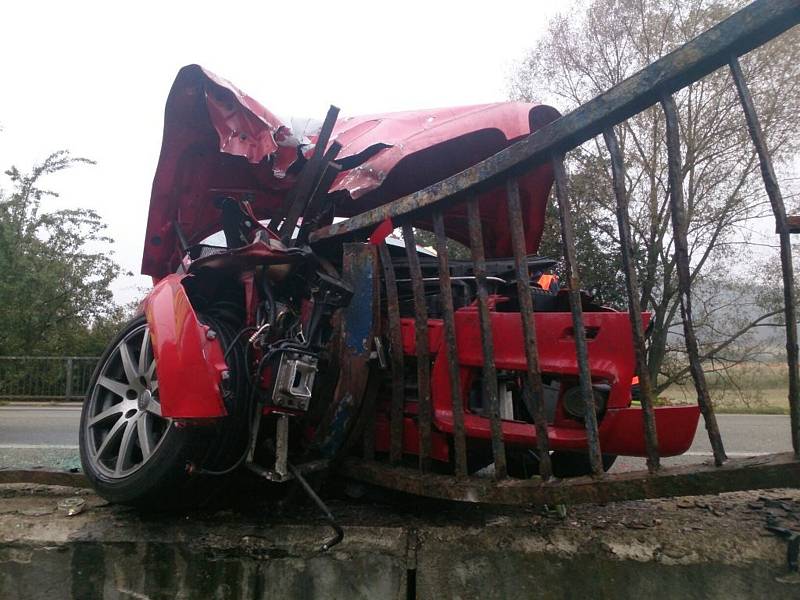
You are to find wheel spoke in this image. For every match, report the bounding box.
[89,403,124,427]
[115,420,136,475]
[146,360,156,382]
[147,398,162,416]
[139,329,151,375]
[118,341,138,385]
[96,416,126,460]
[98,376,128,399]
[136,414,154,460]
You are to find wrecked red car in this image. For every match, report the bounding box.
[79,65,700,510]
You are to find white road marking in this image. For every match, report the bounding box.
[683,451,772,457]
[0,444,78,449]
[0,406,81,411]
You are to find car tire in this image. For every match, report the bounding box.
[79,314,248,508]
[550,451,617,478]
[505,449,617,478]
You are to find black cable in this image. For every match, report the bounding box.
[223,326,257,361]
[259,272,277,331]
[192,353,268,476]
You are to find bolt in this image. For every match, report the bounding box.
[206,329,217,340]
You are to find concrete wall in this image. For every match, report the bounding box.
[2,485,799,599]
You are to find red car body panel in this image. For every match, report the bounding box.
[142,274,228,419]
[142,64,558,279]
[598,405,699,456]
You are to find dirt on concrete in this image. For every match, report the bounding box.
[1,483,799,599]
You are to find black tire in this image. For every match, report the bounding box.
[550,451,617,478]
[79,314,249,508]
[505,448,543,479]
[505,449,617,479]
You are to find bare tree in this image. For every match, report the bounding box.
[509,0,800,392]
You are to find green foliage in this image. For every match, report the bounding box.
[0,151,129,355]
[536,149,627,308]
[412,228,471,260]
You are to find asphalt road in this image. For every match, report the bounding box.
[0,404,83,470]
[0,404,793,471]
[0,404,81,446]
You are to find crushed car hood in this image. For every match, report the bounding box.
[142,64,560,278]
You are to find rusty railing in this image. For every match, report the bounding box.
[309,0,800,504]
[0,356,99,401]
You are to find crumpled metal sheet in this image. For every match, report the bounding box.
[141,65,560,278]
[328,104,549,200]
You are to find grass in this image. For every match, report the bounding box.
[655,361,793,415]
[710,404,790,415]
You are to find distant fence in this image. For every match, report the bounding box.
[0,357,100,401]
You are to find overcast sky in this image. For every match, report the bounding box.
[0,0,564,302]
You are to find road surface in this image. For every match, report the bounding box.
[0,404,83,470]
[0,403,793,471]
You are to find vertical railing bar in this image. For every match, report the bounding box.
[402,224,433,471]
[466,196,507,479]
[362,371,377,462]
[65,357,74,401]
[602,128,661,473]
[729,56,800,457]
[363,248,383,462]
[505,178,553,480]
[660,94,727,466]
[362,389,377,460]
[378,242,406,465]
[432,211,469,478]
[552,155,604,477]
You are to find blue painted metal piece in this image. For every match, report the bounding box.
[317,243,379,458]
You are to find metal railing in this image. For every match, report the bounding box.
[0,356,100,401]
[311,0,800,504]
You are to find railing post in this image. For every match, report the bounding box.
[432,211,469,478]
[729,56,800,457]
[402,224,433,472]
[552,155,604,477]
[603,128,661,473]
[660,94,727,466]
[64,357,74,401]
[378,243,406,465]
[505,178,553,480]
[466,196,507,479]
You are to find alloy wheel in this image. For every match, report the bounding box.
[84,324,170,478]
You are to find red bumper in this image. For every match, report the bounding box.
[433,405,700,457]
[401,308,701,459]
[599,405,699,456]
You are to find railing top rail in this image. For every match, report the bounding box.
[309,0,800,244]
